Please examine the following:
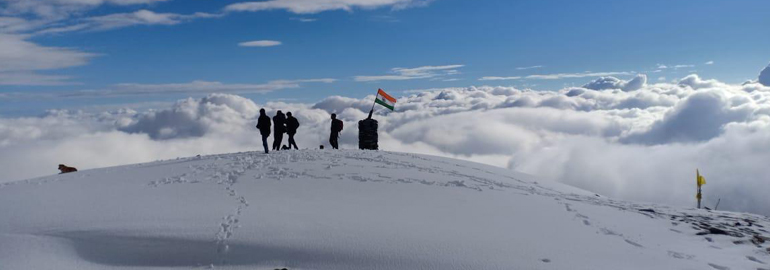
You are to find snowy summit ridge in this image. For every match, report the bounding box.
[1,150,769,269]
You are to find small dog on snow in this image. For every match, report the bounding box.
[58,164,78,174]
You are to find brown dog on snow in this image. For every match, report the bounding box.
[58,164,78,174]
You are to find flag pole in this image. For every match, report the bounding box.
[369,90,378,119]
[696,169,701,209]
[697,186,701,209]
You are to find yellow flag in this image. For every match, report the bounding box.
[697,169,706,186]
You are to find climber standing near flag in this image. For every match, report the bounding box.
[272,110,287,151]
[329,113,343,149]
[285,112,300,150]
[256,108,271,154]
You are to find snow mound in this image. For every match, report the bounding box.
[1,150,769,269]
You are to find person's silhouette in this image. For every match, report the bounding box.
[256,108,271,154]
[272,111,287,151]
[285,112,300,150]
[329,113,343,149]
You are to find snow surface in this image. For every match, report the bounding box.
[1,150,769,270]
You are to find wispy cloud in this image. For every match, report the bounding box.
[673,64,695,69]
[35,10,221,35]
[355,64,464,82]
[291,17,317,22]
[0,33,95,85]
[0,72,75,86]
[270,78,337,84]
[370,15,400,23]
[705,61,715,65]
[225,0,432,14]
[478,76,522,81]
[2,0,171,19]
[479,71,632,81]
[526,71,633,80]
[515,65,544,70]
[0,3,218,86]
[239,40,282,47]
[0,78,336,99]
[103,80,297,96]
[657,63,697,70]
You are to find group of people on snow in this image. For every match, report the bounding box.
[256,109,344,154]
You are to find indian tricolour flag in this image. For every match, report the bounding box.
[375,89,397,111]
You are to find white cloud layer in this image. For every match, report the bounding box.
[3,71,770,217]
[225,0,431,14]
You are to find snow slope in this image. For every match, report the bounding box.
[1,150,769,270]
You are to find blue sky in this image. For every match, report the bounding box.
[2,0,770,115]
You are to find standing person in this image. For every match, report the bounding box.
[256,108,271,154]
[272,110,287,151]
[329,113,343,149]
[285,112,300,150]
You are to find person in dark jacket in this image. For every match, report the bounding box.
[285,112,300,150]
[256,108,271,154]
[272,110,287,151]
[329,113,343,149]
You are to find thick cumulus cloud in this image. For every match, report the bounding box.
[760,63,770,87]
[3,74,770,216]
[119,94,261,139]
[621,91,755,145]
[583,74,647,91]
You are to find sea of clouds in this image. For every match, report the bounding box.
[2,65,770,215]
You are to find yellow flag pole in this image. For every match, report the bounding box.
[696,169,702,209]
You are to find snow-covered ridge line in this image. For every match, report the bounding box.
[0,150,768,269]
